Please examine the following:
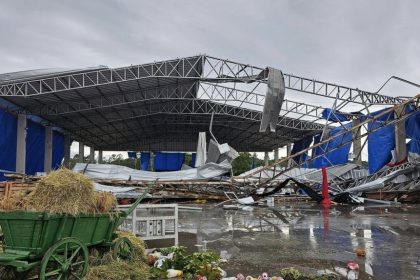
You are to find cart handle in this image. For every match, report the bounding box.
[124,186,152,217]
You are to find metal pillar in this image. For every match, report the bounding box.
[274,148,279,162]
[264,151,269,166]
[286,143,292,168]
[44,127,53,173]
[394,107,407,162]
[352,118,362,165]
[16,114,27,174]
[63,135,71,168]
[78,142,84,163]
[98,150,103,164]
[89,147,95,163]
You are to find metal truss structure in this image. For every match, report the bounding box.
[237,94,420,186]
[0,55,405,152]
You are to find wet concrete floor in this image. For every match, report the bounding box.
[173,203,420,279]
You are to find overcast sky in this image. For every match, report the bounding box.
[1,0,419,159]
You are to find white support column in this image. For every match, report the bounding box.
[78,142,84,163]
[89,147,95,163]
[16,114,27,174]
[274,148,279,162]
[264,151,269,166]
[44,126,53,173]
[63,135,71,168]
[98,150,103,164]
[394,107,407,162]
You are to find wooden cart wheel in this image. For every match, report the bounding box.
[112,237,134,260]
[39,237,89,280]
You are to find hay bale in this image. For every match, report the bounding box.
[28,168,96,215]
[94,192,117,212]
[0,191,31,211]
[116,231,148,263]
[85,260,149,280]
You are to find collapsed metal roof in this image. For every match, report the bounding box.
[0,55,403,152]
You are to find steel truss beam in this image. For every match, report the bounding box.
[203,56,404,105]
[64,99,324,132]
[1,55,403,107]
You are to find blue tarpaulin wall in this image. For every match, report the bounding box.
[191,153,196,167]
[291,136,313,166]
[406,111,420,154]
[0,109,17,180]
[154,152,185,171]
[127,152,137,158]
[312,123,352,168]
[140,152,150,170]
[367,108,396,174]
[26,120,45,175]
[321,108,351,122]
[52,131,64,170]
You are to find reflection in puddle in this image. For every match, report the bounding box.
[175,204,420,280]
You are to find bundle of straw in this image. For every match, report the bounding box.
[28,168,96,215]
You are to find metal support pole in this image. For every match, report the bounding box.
[63,135,71,168]
[394,107,407,162]
[286,143,292,168]
[274,148,279,162]
[352,118,362,165]
[264,151,269,166]
[16,114,27,174]
[44,126,53,173]
[89,147,95,163]
[78,142,84,163]
[98,150,103,164]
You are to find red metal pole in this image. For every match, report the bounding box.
[321,167,331,206]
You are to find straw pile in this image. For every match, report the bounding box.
[0,169,117,215]
[85,231,149,280]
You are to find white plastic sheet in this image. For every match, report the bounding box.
[74,160,231,181]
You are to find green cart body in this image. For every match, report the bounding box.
[0,191,148,279]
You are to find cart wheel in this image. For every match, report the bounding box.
[113,237,134,260]
[39,237,89,280]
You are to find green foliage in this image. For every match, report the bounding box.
[150,247,222,280]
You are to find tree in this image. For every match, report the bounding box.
[232,152,253,176]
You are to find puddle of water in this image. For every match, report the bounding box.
[171,203,420,280]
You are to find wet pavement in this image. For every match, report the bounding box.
[175,203,420,279]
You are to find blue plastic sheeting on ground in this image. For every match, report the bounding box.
[52,131,64,170]
[312,123,352,168]
[0,109,17,180]
[191,153,196,167]
[127,152,137,158]
[321,108,351,122]
[154,152,185,171]
[26,120,45,175]
[140,152,150,170]
[291,136,313,165]
[406,111,420,154]
[368,121,395,174]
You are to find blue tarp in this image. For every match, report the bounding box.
[312,123,353,168]
[127,152,137,158]
[291,136,313,165]
[154,152,185,171]
[0,109,17,180]
[406,111,420,154]
[140,152,150,171]
[367,121,395,174]
[321,108,351,122]
[191,153,196,167]
[26,120,45,175]
[52,131,64,170]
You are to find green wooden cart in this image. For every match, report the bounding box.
[0,191,148,280]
